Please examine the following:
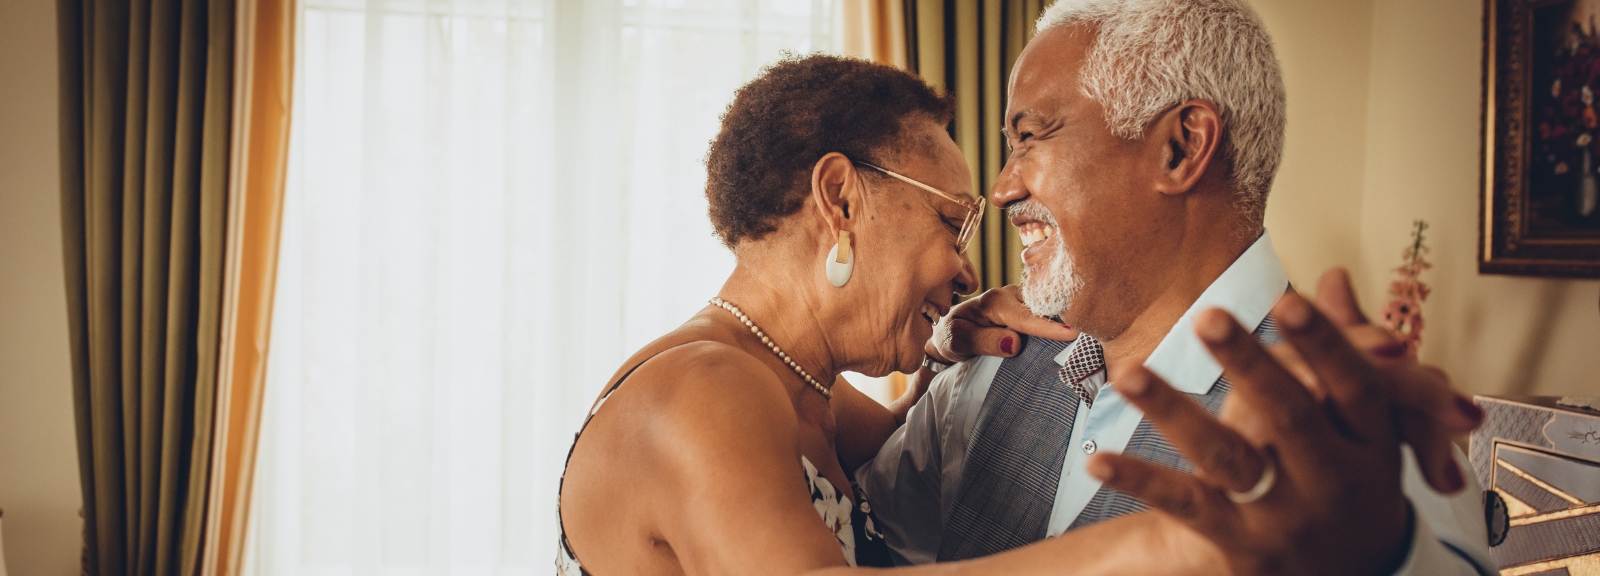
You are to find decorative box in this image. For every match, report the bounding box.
[1470,396,1600,575]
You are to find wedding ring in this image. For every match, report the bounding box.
[1226,453,1278,504]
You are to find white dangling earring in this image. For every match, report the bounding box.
[826,230,853,287]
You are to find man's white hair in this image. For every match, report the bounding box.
[1037,0,1286,226]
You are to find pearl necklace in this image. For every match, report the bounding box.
[709,297,833,400]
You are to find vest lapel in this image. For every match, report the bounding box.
[936,336,1076,561]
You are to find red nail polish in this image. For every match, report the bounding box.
[1371,341,1407,358]
[1455,397,1485,423]
[1000,337,1016,355]
[1444,463,1465,492]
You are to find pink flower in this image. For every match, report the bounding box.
[1382,220,1431,356]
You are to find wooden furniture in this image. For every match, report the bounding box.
[1470,396,1600,574]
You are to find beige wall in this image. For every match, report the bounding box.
[1360,0,1600,396]
[1257,0,1600,397]
[1255,0,1376,294]
[0,0,85,573]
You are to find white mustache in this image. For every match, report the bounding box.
[1007,200,1058,227]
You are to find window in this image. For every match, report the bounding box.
[253,1,840,572]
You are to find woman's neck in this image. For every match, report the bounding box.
[714,262,844,391]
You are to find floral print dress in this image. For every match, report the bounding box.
[556,364,892,574]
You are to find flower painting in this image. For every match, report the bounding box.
[1530,0,1600,229]
[1482,0,1600,277]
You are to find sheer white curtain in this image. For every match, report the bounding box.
[253,1,841,573]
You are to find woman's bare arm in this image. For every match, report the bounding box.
[642,347,865,574]
[600,345,1225,575]
[806,513,1228,576]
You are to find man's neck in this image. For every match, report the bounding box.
[1099,232,1257,375]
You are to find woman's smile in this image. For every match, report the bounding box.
[919,300,948,326]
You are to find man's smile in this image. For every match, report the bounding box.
[1013,212,1058,265]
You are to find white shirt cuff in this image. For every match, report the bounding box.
[1389,506,1493,576]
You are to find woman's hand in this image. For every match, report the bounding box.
[838,286,1082,469]
[927,285,1080,363]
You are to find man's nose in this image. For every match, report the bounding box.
[989,160,1029,208]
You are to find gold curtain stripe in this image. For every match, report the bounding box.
[199,0,296,573]
[905,0,1043,294]
[841,0,909,69]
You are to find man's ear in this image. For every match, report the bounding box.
[810,152,862,235]
[1151,99,1223,197]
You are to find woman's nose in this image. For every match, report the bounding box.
[989,160,1029,208]
[953,254,979,296]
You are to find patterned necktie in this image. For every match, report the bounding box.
[1059,336,1105,407]
[937,335,1104,561]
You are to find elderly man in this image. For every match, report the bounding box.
[858,0,1495,574]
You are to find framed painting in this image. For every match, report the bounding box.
[1483,0,1600,277]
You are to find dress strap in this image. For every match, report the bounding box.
[557,345,681,575]
[580,359,648,427]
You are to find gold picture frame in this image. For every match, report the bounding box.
[1482,0,1600,277]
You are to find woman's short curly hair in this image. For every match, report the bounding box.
[705,54,953,248]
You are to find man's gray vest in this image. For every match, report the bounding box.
[937,317,1282,561]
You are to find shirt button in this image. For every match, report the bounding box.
[1082,440,1097,454]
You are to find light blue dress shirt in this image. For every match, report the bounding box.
[858,232,1496,575]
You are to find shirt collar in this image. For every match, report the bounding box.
[1052,231,1288,395]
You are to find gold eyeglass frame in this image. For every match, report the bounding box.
[856,161,986,254]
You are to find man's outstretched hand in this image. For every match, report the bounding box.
[1083,268,1483,576]
[936,275,1480,496]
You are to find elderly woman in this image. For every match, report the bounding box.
[555,55,1223,574]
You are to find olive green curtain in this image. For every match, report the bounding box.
[904,0,1045,291]
[56,0,235,573]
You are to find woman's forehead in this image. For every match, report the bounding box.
[894,131,976,201]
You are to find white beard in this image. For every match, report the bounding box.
[1013,201,1082,318]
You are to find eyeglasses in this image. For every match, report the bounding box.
[856,162,986,254]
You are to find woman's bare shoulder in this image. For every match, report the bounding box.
[626,338,796,429]
[595,332,800,454]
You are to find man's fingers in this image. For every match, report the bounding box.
[1265,343,1323,401]
[1113,364,1267,494]
[1384,363,1479,493]
[1388,363,1483,436]
[1398,406,1469,494]
[1196,308,1329,446]
[1088,453,1237,532]
[1271,293,1394,443]
[1313,267,1368,327]
[1341,324,1409,359]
